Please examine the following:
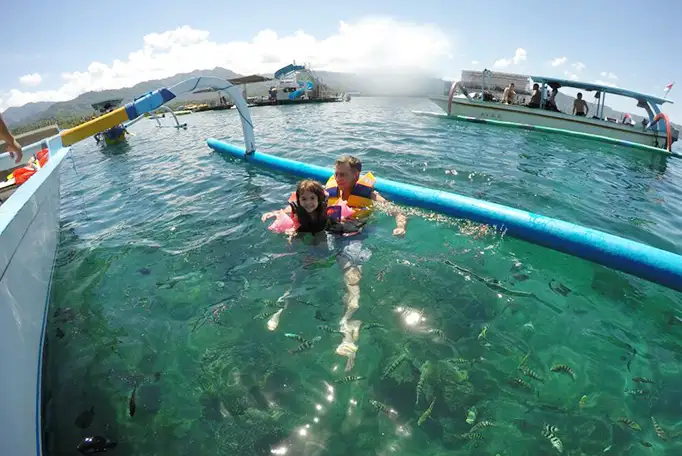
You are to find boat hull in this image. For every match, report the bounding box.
[0,141,69,456]
[429,96,667,148]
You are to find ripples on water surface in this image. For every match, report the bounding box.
[47,98,682,455]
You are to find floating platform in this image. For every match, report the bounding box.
[249,97,344,107]
[193,104,233,112]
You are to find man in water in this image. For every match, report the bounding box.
[326,155,407,369]
[330,157,406,302]
[573,92,589,117]
[0,113,23,164]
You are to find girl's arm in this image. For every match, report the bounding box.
[261,207,291,222]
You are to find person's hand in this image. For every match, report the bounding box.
[261,211,278,223]
[393,227,406,237]
[6,138,23,164]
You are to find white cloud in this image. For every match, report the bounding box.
[1,19,452,110]
[564,70,579,80]
[594,79,618,88]
[471,60,480,65]
[19,73,42,87]
[571,61,586,72]
[599,71,618,80]
[551,57,567,67]
[493,48,527,69]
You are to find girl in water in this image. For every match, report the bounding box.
[261,180,362,369]
[259,180,330,332]
[261,179,330,238]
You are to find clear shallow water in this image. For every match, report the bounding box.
[46,97,682,455]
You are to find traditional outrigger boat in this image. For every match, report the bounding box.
[0,76,255,456]
[91,99,129,146]
[420,72,679,156]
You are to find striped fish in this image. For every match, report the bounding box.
[418,398,436,426]
[416,361,432,405]
[508,377,533,391]
[284,333,308,343]
[651,416,667,440]
[469,420,494,433]
[632,376,654,384]
[541,424,563,453]
[317,325,342,334]
[461,432,484,440]
[381,353,407,379]
[370,400,397,416]
[289,336,321,354]
[253,311,276,320]
[550,364,576,380]
[335,376,365,384]
[428,328,445,337]
[518,364,544,382]
[449,358,470,365]
[617,417,641,431]
[364,322,384,330]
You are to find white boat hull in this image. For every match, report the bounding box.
[430,96,667,148]
[0,140,69,456]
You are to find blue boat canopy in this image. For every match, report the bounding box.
[274,64,305,80]
[530,76,673,105]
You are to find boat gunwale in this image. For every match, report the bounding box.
[430,96,669,140]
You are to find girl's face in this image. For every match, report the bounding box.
[298,190,319,213]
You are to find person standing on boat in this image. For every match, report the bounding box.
[0,113,23,164]
[573,93,589,117]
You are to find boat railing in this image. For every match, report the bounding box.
[447,81,473,114]
[646,112,674,152]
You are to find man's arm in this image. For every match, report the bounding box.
[572,100,576,115]
[372,191,407,236]
[0,113,23,164]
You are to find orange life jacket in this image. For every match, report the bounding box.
[325,172,375,221]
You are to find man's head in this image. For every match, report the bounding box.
[532,83,539,91]
[334,155,362,189]
[577,92,583,100]
[510,83,515,89]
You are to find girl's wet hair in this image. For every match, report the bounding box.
[292,180,328,233]
[296,180,327,215]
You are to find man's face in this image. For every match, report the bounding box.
[335,163,359,189]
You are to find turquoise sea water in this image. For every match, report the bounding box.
[46,97,682,455]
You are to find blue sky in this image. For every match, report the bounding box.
[1,0,680,119]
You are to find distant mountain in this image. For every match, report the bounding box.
[2,67,241,128]
[2,101,54,126]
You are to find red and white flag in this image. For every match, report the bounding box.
[664,82,674,93]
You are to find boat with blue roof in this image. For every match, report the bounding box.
[424,71,678,154]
